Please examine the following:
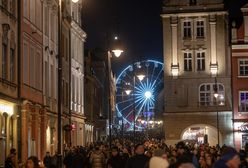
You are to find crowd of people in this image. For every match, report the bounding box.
[4,139,248,168]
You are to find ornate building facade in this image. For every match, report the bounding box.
[231,3,248,150]
[70,0,86,147]
[0,0,18,166]
[20,0,45,162]
[42,0,59,155]
[162,0,233,146]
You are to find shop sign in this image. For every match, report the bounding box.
[240,123,248,132]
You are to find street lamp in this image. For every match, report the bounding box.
[124,63,145,142]
[111,36,123,57]
[213,77,220,145]
[108,38,123,149]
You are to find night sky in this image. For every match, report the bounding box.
[82,0,248,74]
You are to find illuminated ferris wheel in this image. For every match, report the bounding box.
[115,60,164,131]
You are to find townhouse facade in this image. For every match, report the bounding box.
[0,0,18,166]
[231,3,248,150]
[162,0,233,146]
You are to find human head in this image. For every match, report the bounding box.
[111,146,119,156]
[178,163,195,168]
[26,156,39,168]
[153,149,167,160]
[221,147,240,168]
[149,156,169,168]
[135,144,145,155]
[10,148,17,155]
[176,141,186,154]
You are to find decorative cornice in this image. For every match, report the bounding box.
[71,20,87,41]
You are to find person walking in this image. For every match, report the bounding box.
[26,156,40,168]
[90,146,106,168]
[213,147,240,168]
[125,144,149,168]
[4,148,17,168]
[43,152,52,168]
[107,147,124,168]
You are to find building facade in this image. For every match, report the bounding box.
[0,0,18,166]
[162,0,233,146]
[20,0,45,162]
[70,0,86,147]
[231,3,248,150]
[84,49,116,143]
[42,0,58,155]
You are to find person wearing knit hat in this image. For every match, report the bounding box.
[213,147,240,168]
[149,156,169,168]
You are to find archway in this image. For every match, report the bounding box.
[180,124,222,146]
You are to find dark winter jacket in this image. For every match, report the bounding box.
[125,154,149,168]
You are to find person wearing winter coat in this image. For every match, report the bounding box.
[125,144,149,168]
[90,146,106,168]
[107,147,124,168]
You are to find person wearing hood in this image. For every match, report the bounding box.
[213,146,240,168]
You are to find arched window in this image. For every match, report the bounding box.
[199,83,225,106]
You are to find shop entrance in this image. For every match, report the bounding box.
[181,124,221,146]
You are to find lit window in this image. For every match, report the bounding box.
[183,21,192,39]
[196,20,204,38]
[196,51,205,71]
[239,59,248,76]
[239,91,248,112]
[199,83,225,106]
[10,48,15,82]
[184,52,192,71]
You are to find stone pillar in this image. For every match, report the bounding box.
[21,103,28,163]
[40,108,47,161]
[170,16,179,77]
[244,15,248,42]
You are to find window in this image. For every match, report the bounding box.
[183,21,192,39]
[65,82,69,107]
[35,52,42,90]
[10,0,16,15]
[239,60,248,76]
[189,0,197,5]
[184,52,192,71]
[199,84,211,106]
[30,0,35,23]
[44,6,49,36]
[36,0,42,30]
[239,91,248,112]
[10,48,15,82]
[50,13,54,41]
[29,46,35,87]
[2,0,8,9]
[199,83,225,106]
[2,43,8,80]
[50,64,54,98]
[196,51,205,71]
[23,43,29,84]
[23,0,29,18]
[196,20,204,38]
[45,61,49,95]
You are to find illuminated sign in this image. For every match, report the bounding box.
[240,123,248,132]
